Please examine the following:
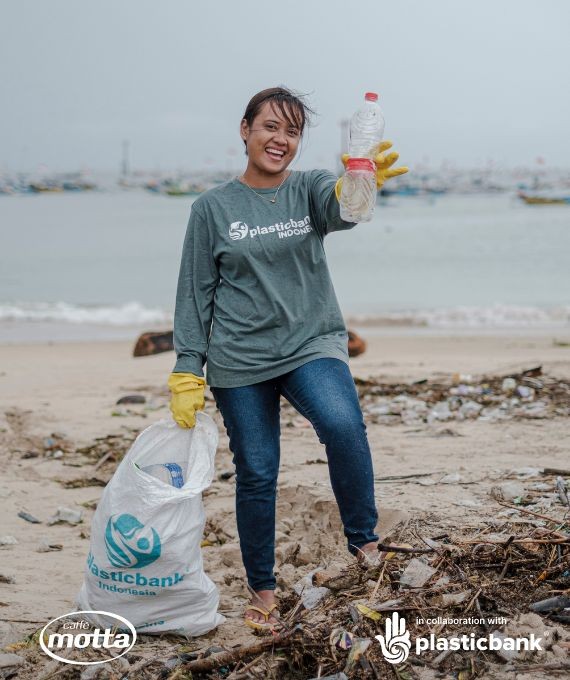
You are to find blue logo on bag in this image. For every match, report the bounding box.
[104,514,161,568]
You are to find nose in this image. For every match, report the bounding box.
[272,128,287,146]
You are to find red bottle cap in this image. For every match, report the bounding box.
[346,158,375,171]
[365,92,379,102]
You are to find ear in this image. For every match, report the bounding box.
[240,119,249,143]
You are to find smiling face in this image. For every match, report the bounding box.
[240,101,302,184]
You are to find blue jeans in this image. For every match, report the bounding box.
[211,358,379,591]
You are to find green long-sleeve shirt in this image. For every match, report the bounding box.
[172,169,357,387]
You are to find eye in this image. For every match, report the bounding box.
[288,128,300,137]
[266,123,277,130]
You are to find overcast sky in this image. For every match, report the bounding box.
[2,0,569,174]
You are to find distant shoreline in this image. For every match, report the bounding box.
[0,318,569,346]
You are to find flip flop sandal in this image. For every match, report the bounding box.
[244,604,281,634]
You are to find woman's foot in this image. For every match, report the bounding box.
[244,589,281,633]
[355,541,384,566]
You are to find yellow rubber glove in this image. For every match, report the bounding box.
[335,140,409,200]
[168,372,206,429]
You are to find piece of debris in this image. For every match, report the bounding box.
[530,595,570,614]
[37,539,64,553]
[512,467,542,479]
[556,476,570,508]
[454,499,482,508]
[0,653,25,669]
[60,477,107,489]
[293,571,330,610]
[17,511,41,524]
[347,330,366,358]
[372,598,405,612]
[440,472,462,484]
[0,536,18,546]
[501,377,517,393]
[47,507,83,525]
[490,481,527,503]
[330,629,354,651]
[344,637,371,674]
[133,330,174,357]
[116,394,146,405]
[439,591,470,606]
[400,558,437,588]
[433,427,463,437]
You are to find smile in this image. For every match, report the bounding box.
[265,147,285,161]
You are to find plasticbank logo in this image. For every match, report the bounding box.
[229,216,312,241]
[229,221,249,240]
[104,514,161,569]
[40,610,136,665]
[375,613,411,663]
[375,613,543,664]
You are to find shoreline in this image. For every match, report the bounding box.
[0,319,569,346]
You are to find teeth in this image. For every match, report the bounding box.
[266,148,284,157]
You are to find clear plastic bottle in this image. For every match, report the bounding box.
[340,92,385,222]
[339,158,377,222]
[140,462,185,488]
[349,92,385,159]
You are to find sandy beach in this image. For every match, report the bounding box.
[1,331,569,677]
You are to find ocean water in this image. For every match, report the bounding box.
[0,190,569,343]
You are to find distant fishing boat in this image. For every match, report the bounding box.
[164,184,204,197]
[27,175,96,193]
[145,179,206,196]
[518,191,570,205]
[379,185,421,198]
[62,180,96,192]
[28,182,64,193]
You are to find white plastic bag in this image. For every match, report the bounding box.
[76,414,225,636]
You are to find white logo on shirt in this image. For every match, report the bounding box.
[228,216,312,241]
[229,221,249,240]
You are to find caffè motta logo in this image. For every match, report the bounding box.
[40,610,136,665]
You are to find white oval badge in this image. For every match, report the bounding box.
[39,610,137,665]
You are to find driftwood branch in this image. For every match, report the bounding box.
[183,628,296,674]
[456,538,569,546]
[378,543,435,554]
[497,501,567,526]
[375,472,437,482]
[542,467,570,477]
[505,662,570,673]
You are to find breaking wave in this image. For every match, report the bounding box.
[346,305,570,328]
[0,301,172,326]
[1,302,568,330]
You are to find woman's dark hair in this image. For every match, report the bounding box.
[241,86,314,150]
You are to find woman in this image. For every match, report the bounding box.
[168,87,407,632]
